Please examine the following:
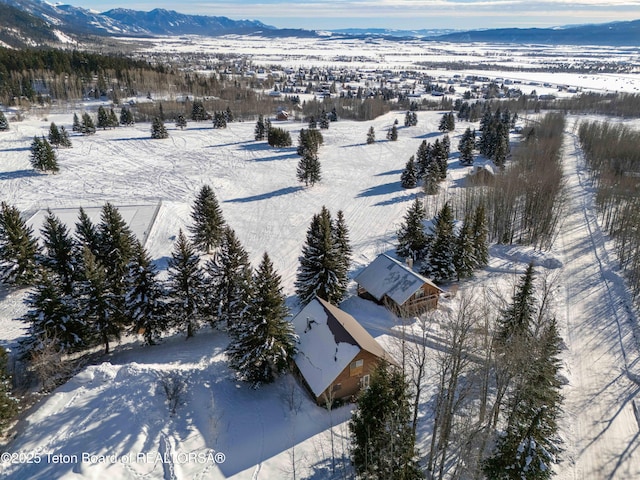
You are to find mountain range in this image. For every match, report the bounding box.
[0,0,638,49]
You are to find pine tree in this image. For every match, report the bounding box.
[22,267,83,353]
[333,210,352,301]
[416,139,431,177]
[472,203,489,267]
[151,117,168,139]
[77,246,119,353]
[59,126,72,148]
[72,112,81,132]
[296,150,322,187]
[175,114,187,130]
[405,110,418,127]
[319,109,330,129]
[366,126,375,144]
[497,263,537,346]
[75,207,101,257]
[458,127,476,165]
[453,214,476,280]
[267,126,292,147]
[387,124,398,141]
[97,106,109,130]
[297,128,323,157]
[124,241,166,345]
[0,110,9,131]
[427,202,456,283]
[308,115,317,129]
[109,108,119,128]
[0,202,39,286]
[204,226,253,331]
[189,184,226,254]
[30,136,59,173]
[227,252,296,388]
[213,111,227,129]
[0,347,19,436]
[191,100,207,121]
[350,360,423,480]
[295,207,345,305]
[254,114,266,140]
[396,197,430,263]
[40,209,77,295]
[423,159,441,195]
[167,230,205,338]
[48,122,62,146]
[120,107,134,126]
[81,112,96,135]
[401,155,418,188]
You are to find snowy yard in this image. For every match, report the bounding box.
[0,94,639,478]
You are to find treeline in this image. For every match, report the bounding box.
[449,112,566,250]
[558,92,640,118]
[578,120,640,299]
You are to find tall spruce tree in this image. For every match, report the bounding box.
[40,209,77,295]
[227,252,296,388]
[0,111,9,131]
[77,246,118,353]
[151,117,169,139]
[120,107,134,126]
[458,127,476,165]
[48,122,62,146]
[0,202,39,286]
[81,112,96,135]
[30,136,59,173]
[189,184,226,254]
[350,360,423,479]
[108,108,119,128]
[124,241,166,345]
[333,210,352,298]
[97,106,109,130]
[254,114,266,140]
[296,150,322,187]
[396,197,430,264]
[472,203,489,267]
[453,214,476,280]
[401,155,418,188]
[75,207,101,257]
[204,226,253,331]
[175,114,187,130]
[366,126,375,144]
[167,230,205,338]
[295,207,345,306]
[427,202,457,283]
[59,126,72,148]
[72,113,81,132]
[0,347,19,436]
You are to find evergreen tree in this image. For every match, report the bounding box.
[453,214,476,280]
[81,112,96,135]
[267,126,292,147]
[295,207,345,305]
[59,126,72,148]
[472,203,489,267]
[72,112,81,132]
[254,114,266,140]
[108,108,119,128]
[167,230,205,338]
[213,111,227,129]
[308,115,317,129]
[319,109,330,129]
[120,107,134,126]
[350,360,423,480]
[401,155,418,189]
[227,252,296,388]
[124,241,166,345]
[175,114,187,130]
[0,202,39,286]
[423,159,441,195]
[204,226,253,331]
[366,126,375,144]
[22,267,83,353]
[387,124,398,141]
[296,150,322,187]
[191,100,207,121]
[329,107,338,122]
[189,184,226,254]
[97,106,109,130]
[48,122,61,146]
[224,106,234,123]
[0,347,19,436]
[75,207,101,257]
[151,117,168,139]
[333,210,352,301]
[30,136,59,173]
[458,127,476,165]
[77,246,119,353]
[427,202,456,283]
[416,139,431,177]
[0,110,9,131]
[297,128,323,157]
[40,209,77,295]
[396,198,430,263]
[497,263,537,346]
[432,138,448,180]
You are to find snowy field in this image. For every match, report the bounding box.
[0,36,639,479]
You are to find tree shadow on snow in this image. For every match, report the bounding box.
[0,146,31,153]
[225,186,304,203]
[375,169,403,177]
[356,181,404,198]
[0,169,40,180]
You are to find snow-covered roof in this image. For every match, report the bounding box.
[354,253,441,306]
[291,297,391,397]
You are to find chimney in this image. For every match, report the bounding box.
[405,257,414,269]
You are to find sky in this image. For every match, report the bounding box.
[58,0,640,31]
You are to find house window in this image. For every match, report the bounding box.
[361,375,370,389]
[350,359,364,376]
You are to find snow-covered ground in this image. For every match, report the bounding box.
[1,83,640,477]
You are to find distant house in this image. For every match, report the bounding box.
[466,163,496,186]
[275,109,289,121]
[291,297,396,405]
[354,254,442,315]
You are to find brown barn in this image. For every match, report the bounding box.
[355,253,442,316]
[291,297,396,405]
